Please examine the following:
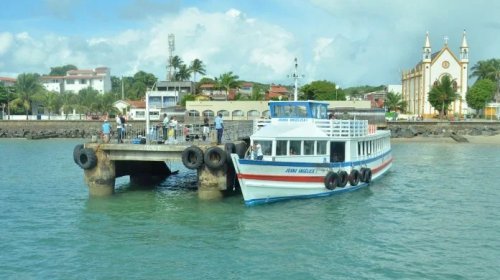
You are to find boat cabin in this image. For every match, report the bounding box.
[269,101,329,119]
[250,101,390,166]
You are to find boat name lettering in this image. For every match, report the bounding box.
[278,118,307,122]
[285,168,316,174]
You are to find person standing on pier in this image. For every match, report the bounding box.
[101,119,112,143]
[202,115,210,141]
[116,114,123,143]
[215,113,224,145]
[162,114,168,140]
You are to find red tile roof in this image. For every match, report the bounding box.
[127,100,145,108]
[0,77,16,82]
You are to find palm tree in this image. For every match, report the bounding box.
[170,55,183,81]
[14,73,44,119]
[384,91,407,112]
[176,64,192,81]
[470,59,500,101]
[218,72,239,101]
[428,75,459,119]
[32,91,61,120]
[190,59,206,87]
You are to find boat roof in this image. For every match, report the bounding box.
[252,122,327,139]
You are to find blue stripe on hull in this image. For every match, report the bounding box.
[239,149,392,169]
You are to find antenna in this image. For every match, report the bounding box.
[167,34,175,81]
[287,57,304,101]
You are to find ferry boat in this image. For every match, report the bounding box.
[230,61,392,206]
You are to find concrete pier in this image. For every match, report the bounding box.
[75,141,248,199]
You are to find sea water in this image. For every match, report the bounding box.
[0,139,499,279]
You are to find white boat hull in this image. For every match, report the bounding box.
[231,152,393,206]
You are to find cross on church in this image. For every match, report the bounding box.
[444,36,449,45]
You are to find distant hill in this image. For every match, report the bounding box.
[343,85,386,98]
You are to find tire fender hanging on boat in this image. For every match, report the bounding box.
[181,146,204,170]
[76,148,97,170]
[348,169,361,186]
[361,168,372,183]
[337,170,348,188]
[204,146,227,170]
[324,171,339,190]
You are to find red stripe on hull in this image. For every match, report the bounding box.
[237,157,393,182]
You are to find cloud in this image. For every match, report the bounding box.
[119,0,181,20]
[0,32,14,55]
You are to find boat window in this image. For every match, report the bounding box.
[260,140,272,156]
[304,141,314,155]
[273,104,308,118]
[317,141,327,155]
[290,140,301,155]
[276,140,287,156]
[330,141,345,162]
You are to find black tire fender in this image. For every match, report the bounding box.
[77,148,97,170]
[337,170,348,188]
[362,168,372,183]
[204,146,227,170]
[224,142,236,166]
[348,169,361,186]
[234,142,248,159]
[181,146,204,170]
[324,171,339,190]
[73,144,84,164]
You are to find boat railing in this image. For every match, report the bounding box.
[254,118,376,137]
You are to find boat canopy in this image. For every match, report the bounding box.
[269,101,329,119]
[252,122,327,139]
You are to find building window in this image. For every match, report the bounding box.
[66,80,74,84]
[80,79,87,84]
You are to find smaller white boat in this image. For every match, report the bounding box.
[230,61,392,206]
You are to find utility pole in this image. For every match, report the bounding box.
[121,76,124,100]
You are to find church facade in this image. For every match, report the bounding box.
[402,31,469,117]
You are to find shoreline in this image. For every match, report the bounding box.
[391,134,500,145]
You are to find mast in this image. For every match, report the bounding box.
[288,57,303,101]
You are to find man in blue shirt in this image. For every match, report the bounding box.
[214,113,224,145]
[101,119,112,143]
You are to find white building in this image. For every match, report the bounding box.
[402,31,469,117]
[41,67,112,94]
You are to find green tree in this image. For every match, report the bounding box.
[300,80,342,100]
[466,79,496,115]
[218,72,239,100]
[49,64,77,76]
[59,91,78,119]
[170,55,183,81]
[175,64,192,81]
[180,93,195,106]
[190,59,206,86]
[250,85,265,100]
[133,71,157,89]
[384,91,407,112]
[13,73,44,119]
[428,75,459,119]
[470,59,500,101]
[32,91,61,120]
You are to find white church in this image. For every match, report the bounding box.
[402,31,469,118]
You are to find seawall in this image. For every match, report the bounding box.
[1,120,499,139]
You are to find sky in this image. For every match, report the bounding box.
[1,0,499,88]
